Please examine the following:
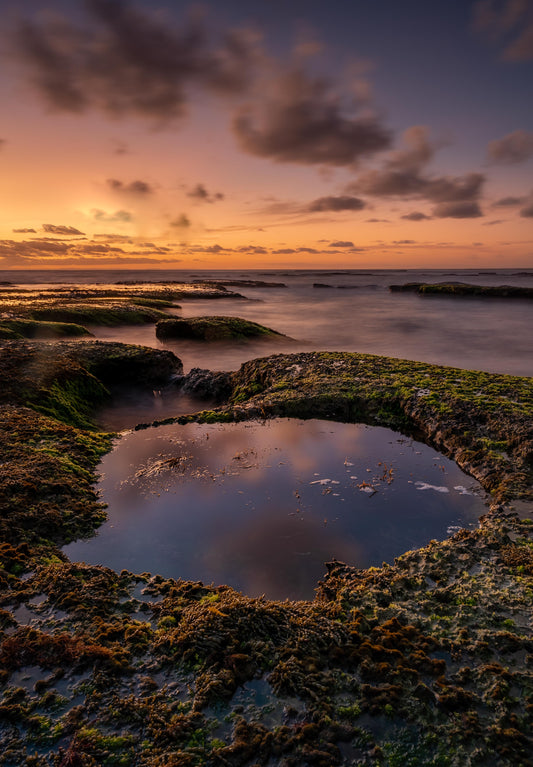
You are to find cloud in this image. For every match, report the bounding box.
[329,240,354,247]
[401,212,431,221]
[483,219,505,225]
[307,196,366,212]
[186,183,224,203]
[474,0,533,60]
[520,203,533,217]
[0,139,5,149]
[92,209,132,223]
[42,224,86,235]
[107,178,154,194]
[235,245,268,254]
[432,201,483,218]
[13,1,260,121]
[493,195,526,207]
[13,227,37,233]
[170,214,191,228]
[487,130,533,164]
[93,233,134,242]
[233,67,391,166]
[349,126,485,217]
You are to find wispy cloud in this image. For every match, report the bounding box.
[106,178,154,194]
[42,224,86,235]
[92,209,132,223]
[487,130,533,164]
[186,183,224,203]
[307,196,366,212]
[474,0,533,60]
[349,126,485,218]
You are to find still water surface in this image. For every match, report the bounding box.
[64,419,487,600]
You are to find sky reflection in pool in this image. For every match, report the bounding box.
[64,419,488,600]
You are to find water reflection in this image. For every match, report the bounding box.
[64,419,488,600]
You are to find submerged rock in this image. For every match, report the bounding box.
[155,315,287,342]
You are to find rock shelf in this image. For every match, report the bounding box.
[0,341,532,766]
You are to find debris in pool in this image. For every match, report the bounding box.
[454,485,473,495]
[415,482,449,493]
[447,525,464,534]
[309,478,340,485]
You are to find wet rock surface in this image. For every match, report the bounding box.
[0,342,532,765]
[155,316,287,342]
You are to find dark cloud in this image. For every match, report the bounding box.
[401,212,431,221]
[432,201,483,218]
[271,248,296,254]
[483,219,505,225]
[186,183,224,203]
[13,227,37,233]
[307,196,366,212]
[14,1,260,121]
[487,130,533,164]
[235,245,268,254]
[352,126,437,196]
[0,236,173,267]
[107,178,154,194]
[170,214,191,228]
[92,209,132,223]
[493,195,526,207]
[520,203,533,217]
[93,233,134,242]
[42,224,86,235]
[233,68,391,167]
[329,240,354,247]
[365,218,390,223]
[393,239,416,244]
[350,127,485,217]
[112,139,130,155]
[474,0,533,60]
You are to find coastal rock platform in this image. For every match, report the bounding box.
[0,340,532,766]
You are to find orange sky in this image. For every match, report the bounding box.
[0,0,532,269]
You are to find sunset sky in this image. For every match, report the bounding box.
[0,0,532,269]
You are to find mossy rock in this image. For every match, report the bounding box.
[155,316,287,342]
[390,282,533,298]
[0,319,92,339]
[28,302,168,326]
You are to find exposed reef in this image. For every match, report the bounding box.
[0,283,246,334]
[155,316,288,342]
[389,282,533,298]
[0,342,532,765]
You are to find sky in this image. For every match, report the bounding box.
[0,0,532,270]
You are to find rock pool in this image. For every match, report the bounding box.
[64,418,488,599]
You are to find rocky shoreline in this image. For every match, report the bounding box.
[0,340,532,766]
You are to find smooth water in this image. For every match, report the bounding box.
[64,419,487,600]
[3,268,533,377]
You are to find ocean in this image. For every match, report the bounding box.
[3,267,533,377]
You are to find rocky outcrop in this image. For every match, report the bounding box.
[156,315,287,342]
